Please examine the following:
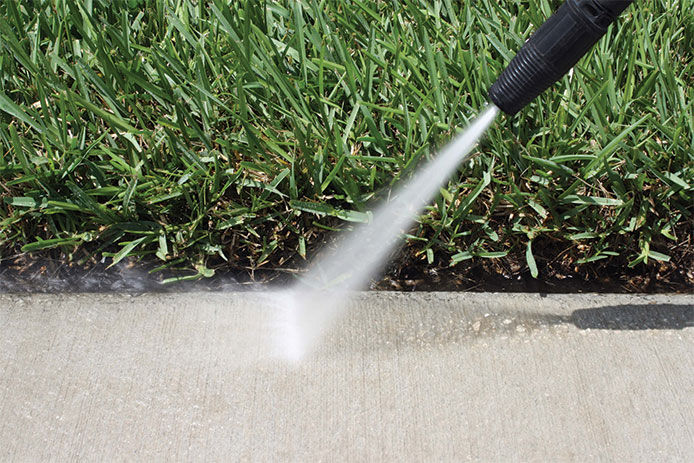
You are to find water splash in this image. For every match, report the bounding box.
[275,104,500,360]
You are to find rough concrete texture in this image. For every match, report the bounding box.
[1,292,692,461]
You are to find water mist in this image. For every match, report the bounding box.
[271,0,636,360]
[276,105,499,360]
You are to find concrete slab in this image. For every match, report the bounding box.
[1,292,692,461]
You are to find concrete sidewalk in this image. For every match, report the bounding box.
[1,292,692,461]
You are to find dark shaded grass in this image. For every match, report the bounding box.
[0,0,692,285]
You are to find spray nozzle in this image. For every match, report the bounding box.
[488,0,635,115]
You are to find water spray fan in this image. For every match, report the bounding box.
[489,0,635,115]
[279,1,637,361]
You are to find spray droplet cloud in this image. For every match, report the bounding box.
[273,105,500,360]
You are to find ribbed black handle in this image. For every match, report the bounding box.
[488,0,634,115]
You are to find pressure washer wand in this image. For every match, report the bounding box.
[488,0,635,115]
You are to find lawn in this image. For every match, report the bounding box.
[0,0,692,286]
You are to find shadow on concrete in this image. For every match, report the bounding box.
[504,304,694,333]
[329,302,693,355]
[566,304,693,330]
[504,304,693,333]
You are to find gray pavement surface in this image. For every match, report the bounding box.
[1,292,692,461]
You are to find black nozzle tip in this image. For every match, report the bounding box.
[488,44,558,116]
[487,0,634,116]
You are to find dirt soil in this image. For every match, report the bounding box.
[1,242,691,293]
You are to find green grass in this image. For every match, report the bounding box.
[0,0,692,282]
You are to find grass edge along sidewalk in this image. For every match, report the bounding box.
[0,0,692,285]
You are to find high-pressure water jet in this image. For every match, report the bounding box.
[275,0,636,360]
